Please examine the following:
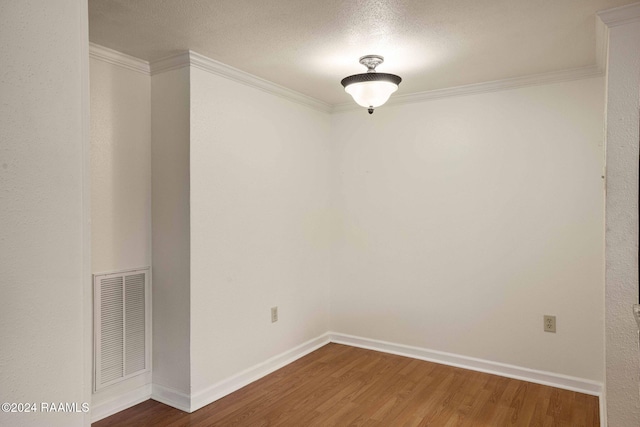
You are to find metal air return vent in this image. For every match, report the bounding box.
[93,268,150,391]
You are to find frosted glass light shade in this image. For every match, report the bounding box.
[340,67,402,113]
[344,80,399,108]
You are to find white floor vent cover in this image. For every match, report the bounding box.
[93,268,150,391]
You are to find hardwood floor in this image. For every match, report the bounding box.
[93,343,599,426]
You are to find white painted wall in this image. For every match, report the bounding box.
[0,0,91,426]
[151,68,192,394]
[85,44,609,418]
[602,17,640,427]
[89,57,152,408]
[90,57,151,274]
[189,66,332,394]
[330,77,605,381]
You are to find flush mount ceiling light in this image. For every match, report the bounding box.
[341,55,402,114]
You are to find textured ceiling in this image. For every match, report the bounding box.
[89,0,635,105]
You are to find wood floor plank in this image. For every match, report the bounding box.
[93,343,599,427]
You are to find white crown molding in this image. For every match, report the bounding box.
[93,44,603,114]
[150,51,333,114]
[89,43,150,75]
[597,2,640,27]
[334,65,603,112]
[595,15,609,73]
[190,333,331,412]
[148,51,190,75]
[91,383,152,423]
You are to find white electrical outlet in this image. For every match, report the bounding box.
[544,315,556,333]
[271,306,278,323]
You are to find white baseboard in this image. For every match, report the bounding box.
[94,332,606,427]
[328,332,603,396]
[600,391,607,427]
[151,382,192,413]
[329,332,606,427]
[190,333,331,412]
[91,383,152,423]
